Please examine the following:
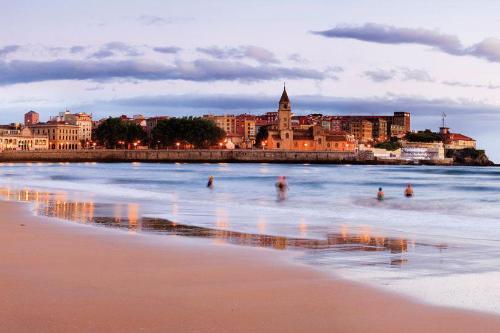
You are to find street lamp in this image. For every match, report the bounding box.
[219,142,223,149]
[176,142,180,150]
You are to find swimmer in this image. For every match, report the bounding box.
[207,176,214,189]
[404,184,414,197]
[377,187,384,201]
[276,176,288,201]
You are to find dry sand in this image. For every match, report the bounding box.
[1,200,500,333]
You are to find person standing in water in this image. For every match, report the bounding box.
[276,176,288,201]
[377,187,385,201]
[207,176,214,189]
[404,184,414,197]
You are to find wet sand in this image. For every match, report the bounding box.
[2,201,500,333]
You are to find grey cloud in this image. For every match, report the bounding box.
[312,23,500,64]
[399,68,434,82]
[363,69,397,82]
[94,93,500,125]
[312,23,463,55]
[465,38,500,62]
[441,80,500,90]
[153,46,182,54]
[89,42,142,59]
[70,46,86,54]
[197,45,279,64]
[363,68,433,83]
[0,58,325,85]
[0,45,21,57]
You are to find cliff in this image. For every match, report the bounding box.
[446,148,494,166]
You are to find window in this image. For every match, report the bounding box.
[285,133,289,139]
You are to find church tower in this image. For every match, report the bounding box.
[278,85,291,131]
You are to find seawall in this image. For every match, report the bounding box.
[0,149,459,165]
[0,149,368,163]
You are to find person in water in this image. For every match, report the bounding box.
[276,176,288,201]
[404,184,414,197]
[377,187,385,201]
[207,176,214,189]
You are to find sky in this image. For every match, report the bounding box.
[1,0,500,160]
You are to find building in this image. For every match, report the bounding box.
[392,111,411,133]
[266,87,357,152]
[390,124,407,138]
[440,127,476,150]
[235,114,257,148]
[29,122,80,150]
[372,118,388,142]
[63,112,93,144]
[401,142,445,161]
[348,119,373,143]
[204,115,237,135]
[24,111,39,126]
[0,127,48,151]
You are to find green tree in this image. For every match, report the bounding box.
[95,117,146,148]
[375,139,402,151]
[152,117,226,149]
[405,130,442,143]
[255,126,269,147]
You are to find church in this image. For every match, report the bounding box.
[265,87,357,152]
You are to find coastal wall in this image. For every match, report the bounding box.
[0,149,370,163]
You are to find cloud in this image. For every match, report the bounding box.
[70,46,86,54]
[312,23,500,64]
[441,80,500,90]
[363,69,397,82]
[0,58,326,85]
[97,92,497,118]
[312,23,463,54]
[89,42,142,59]
[197,45,279,64]
[465,38,500,62]
[288,53,308,64]
[153,46,182,54]
[363,68,433,83]
[0,45,21,57]
[137,15,193,26]
[399,68,434,82]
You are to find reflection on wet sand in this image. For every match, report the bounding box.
[0,187,448,266]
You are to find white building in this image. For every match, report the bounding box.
[401,142,445,161]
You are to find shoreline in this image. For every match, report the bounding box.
[0,149,471,165]
[2,200,500,332]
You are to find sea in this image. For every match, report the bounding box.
[1,162,500,314]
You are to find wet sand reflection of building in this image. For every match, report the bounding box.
[0,187,448,266]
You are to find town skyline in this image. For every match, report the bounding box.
[1,1,500,160]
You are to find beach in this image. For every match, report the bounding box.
[2,200,500,333]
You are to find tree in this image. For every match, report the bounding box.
[405,130,442,143]
[152,117,226,149]
[255,126,269,147]
[375,138,402,151]
[95,117,146,148]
